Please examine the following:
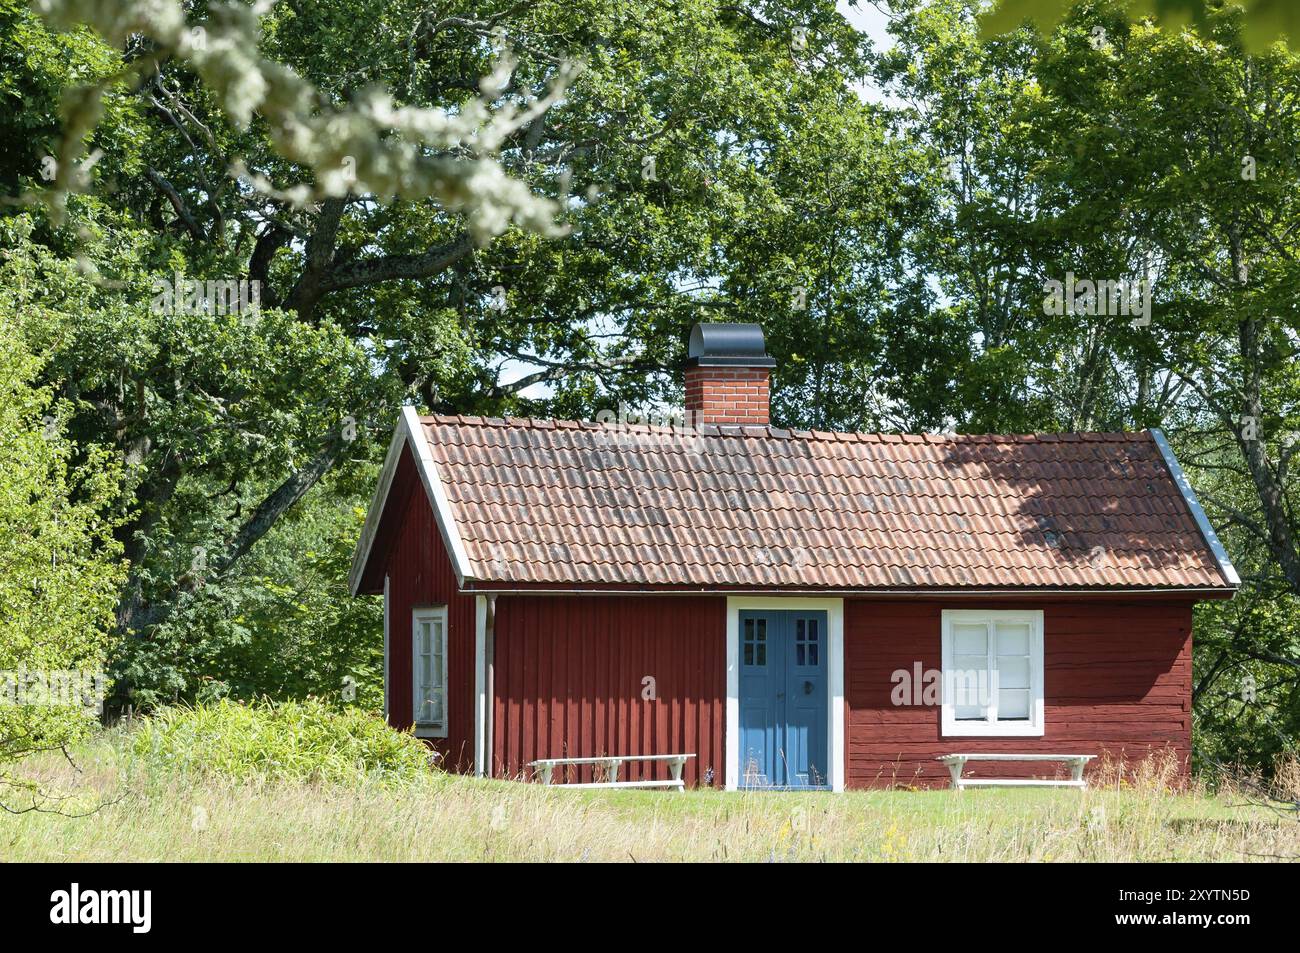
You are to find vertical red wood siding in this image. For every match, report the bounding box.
[844,599,1193,788]
[490,595,726,787]
[382,448,477,770]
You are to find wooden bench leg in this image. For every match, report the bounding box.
[945,757,966,790]
[667,756,686,791]
[603,758,621,784]
[1071,758,1087,784]
[537,764,554,785]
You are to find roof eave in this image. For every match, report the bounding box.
[458,583,1238,599]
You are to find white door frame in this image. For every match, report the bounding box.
[725,596,845,792]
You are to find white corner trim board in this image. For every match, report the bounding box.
[382,574,391,720]
[474,594,488,777]
[725,596,845,792]
[348,406,476,594]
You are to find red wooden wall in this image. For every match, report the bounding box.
[382,448,477,770]
[844,599,1193,788]
[490,595,727,786]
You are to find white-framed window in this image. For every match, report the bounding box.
[412,606,448,738]
[941,609,1044,737]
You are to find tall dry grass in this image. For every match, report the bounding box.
[2,740,1297,862]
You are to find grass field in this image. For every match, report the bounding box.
[2,733,1297,862]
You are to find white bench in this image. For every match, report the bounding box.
[528,754,695,790]
[938,753,1096,790]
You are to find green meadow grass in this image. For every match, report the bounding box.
[2,731,1296,862]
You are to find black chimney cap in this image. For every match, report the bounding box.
[687,322,776,368]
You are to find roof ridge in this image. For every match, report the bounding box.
[420,414,1150,443]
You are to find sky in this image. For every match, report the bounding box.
[837,0,896,51]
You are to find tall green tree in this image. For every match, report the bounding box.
[1028,1,1300,767]
[3,0,911,706]
[877,0,1300,768]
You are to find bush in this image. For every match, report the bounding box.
[131,699,435,785]
[0,290,124,768]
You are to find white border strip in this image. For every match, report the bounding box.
[382,574,391,719]
[474,595,487,777]
[348,406,476,593]
[1149,428,1240,587]
[725,596,845,792]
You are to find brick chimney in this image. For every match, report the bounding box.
[685,322,776,426]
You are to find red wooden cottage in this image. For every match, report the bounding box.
[349,323,1237,790]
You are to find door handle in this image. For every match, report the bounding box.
[804,680,814,695]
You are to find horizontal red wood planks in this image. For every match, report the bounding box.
[844,599,1192,788]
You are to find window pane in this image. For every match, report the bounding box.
[796,619,805,641]
[954,688,984,710]
[953,623,987,656]
[998,689,1030,720]
[756,642,766,666]
[414,613,446,725]
[808,619,818,641]
[744,643,754,665]
[997,656,1030,690]
[950,668,984,707]
[955,703,985,720]
[996,623,1030,656]
[796,643,805,666]
[808,643,818,666]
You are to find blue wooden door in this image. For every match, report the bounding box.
[783,612,829,787]
[738,610,829,788]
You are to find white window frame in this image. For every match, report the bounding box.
[412,606,448,739]
[941,609,1044,737]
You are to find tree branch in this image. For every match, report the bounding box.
[314,232,476,297]
[144,167,205,241]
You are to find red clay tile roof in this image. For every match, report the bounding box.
[420,416,1235,591]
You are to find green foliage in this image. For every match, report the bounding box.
[30,0,573,235]
[983,0,1300,52]
[2,0,1298,777]
[118,488,382,710]
[0,251,124,763]
[131,698,435,785]
[1,0,911,705]
[879,0,1300,767]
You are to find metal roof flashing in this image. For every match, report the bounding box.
[1148,429,1241,588]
